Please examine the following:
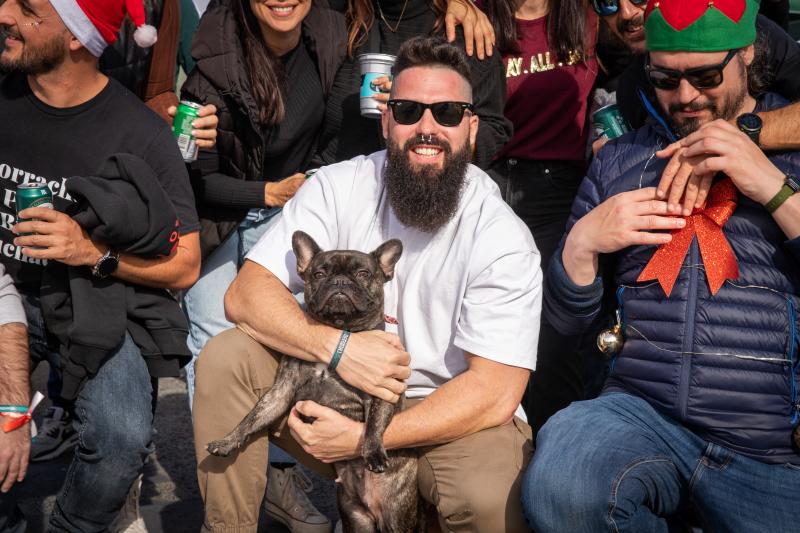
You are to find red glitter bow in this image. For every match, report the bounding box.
[637,177,739,297]
[645,0,747,31]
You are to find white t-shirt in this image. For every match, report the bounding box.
[247,151,542,419]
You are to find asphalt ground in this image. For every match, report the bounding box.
[16,364,339,532]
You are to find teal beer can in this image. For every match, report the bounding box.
[172,100,201,162]
[593,104,630,140]
[16,183,53,224]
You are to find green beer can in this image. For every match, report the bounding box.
[16,183,53,224]
[172,100,201,162]
[593,104,630,140]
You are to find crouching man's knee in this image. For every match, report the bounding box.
[194,328,280,400]
[521,411,612,533]
[419,420,534,533]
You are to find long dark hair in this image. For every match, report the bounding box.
[485,0,591,62]
[234,0,287,124]
[346,0,448,56]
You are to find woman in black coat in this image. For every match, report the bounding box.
[180,0,346,402]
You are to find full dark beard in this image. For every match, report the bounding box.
[384,135,471,233]
[665,59,748,138]
[0,27,66,75]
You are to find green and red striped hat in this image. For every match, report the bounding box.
[644,0,759,51]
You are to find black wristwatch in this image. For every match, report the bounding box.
[91,249,120,279]
[736,113,762,146]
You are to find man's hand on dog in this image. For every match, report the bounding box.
[335,330,411,404]
[288,400,364,463]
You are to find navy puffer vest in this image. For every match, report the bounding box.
[560,93,800,464]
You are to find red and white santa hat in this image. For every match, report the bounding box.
[50,0,158,57]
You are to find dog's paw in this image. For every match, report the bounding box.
[207,438,239,457]
[363,446,389,473]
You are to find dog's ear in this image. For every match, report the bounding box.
[372,239,403,280]
[292,231,322,277]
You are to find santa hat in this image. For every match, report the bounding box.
[644,0,758,52]
[51,0,158,58]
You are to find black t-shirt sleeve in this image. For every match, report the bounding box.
[757,14,800,99]
[144,127,200,234]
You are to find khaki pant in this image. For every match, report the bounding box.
[193,328,534,533]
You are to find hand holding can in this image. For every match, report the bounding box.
[358,53,396,118]
[172,101,201,162]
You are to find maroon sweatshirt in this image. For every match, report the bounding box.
[497,11,598,163]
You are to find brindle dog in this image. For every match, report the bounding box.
[206,231,419,532]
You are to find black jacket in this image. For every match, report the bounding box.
[41,154,191,400]
[180,0,347,258]
[616,15,800,129]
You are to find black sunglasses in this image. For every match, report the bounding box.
[646,49,738,91]
[387,100,474,127]
[591,0,647,16]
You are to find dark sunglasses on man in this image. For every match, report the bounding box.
[590,0,647,17]
[645,49,738,90]
[387,100,474,127]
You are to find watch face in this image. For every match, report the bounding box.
[737,113,762,132]
[97,255,119,278]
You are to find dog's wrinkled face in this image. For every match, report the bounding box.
[292,231,403,331]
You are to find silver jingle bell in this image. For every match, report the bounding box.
[597,324,624,357]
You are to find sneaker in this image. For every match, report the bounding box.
[110,474,148,533]
[30,406,78,462]
[266,465,332,533]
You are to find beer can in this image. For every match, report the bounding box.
[172,100,201,162]
[592,104,630,140]
[16,183,53,224]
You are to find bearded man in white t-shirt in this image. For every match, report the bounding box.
[192,36,542,533]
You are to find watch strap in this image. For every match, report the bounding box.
[765,183,796,214]
[744,129,760,146]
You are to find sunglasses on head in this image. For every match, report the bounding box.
[646,49,738,90]
[387,100,474,127]
[590,0,647,17]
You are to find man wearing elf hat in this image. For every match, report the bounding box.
[0,0,201,530]
[521,0,800,530]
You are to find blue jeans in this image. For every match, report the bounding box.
[0,331,153,533]
[183,207,280,407]
[183,208,294,464]
[522,392,800,533]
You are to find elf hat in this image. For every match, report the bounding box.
[644,0,759,52]
[50,0,158,58]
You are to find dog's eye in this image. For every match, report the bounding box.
[313,271,326,280]
[356,270,372,280]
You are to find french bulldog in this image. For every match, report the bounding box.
[207,230,420,533]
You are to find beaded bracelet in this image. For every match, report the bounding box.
[328,330,351,372]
